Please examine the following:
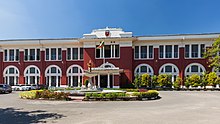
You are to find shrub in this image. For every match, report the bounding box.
[173,76,182,89]
[141,73,151,87]
[151,75,159,88]
[185,74,201,87]
[157,74,172,88]
[133,75,142,88]
[19,90,43,99]
[131,90,159,99]
[207,72,218,87]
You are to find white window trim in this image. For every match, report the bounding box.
[45,48,62,61]
[185,63,206,76]
[134,64,154,76]
[185,44,205,59]
[3,65,20,85]
[45,65,62,87]
[66,65,84,87]
[95,43,120,59]
[24,48,40,62]
[159,63,179,82]
[24,65,40,85]
[159,45,179,59]
[4,49,20,62]
[134,45,154,60]
[66,47,84,61]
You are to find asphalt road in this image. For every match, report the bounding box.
[1,91,220,124]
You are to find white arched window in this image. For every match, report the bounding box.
[24,65,40,85]
[100,62,116,68]
[45,65,62,87]
[67,65,83,87]
[185,63,206,76]
[134,64,154,76]
[4,66,19,86]
[159,63,179,82]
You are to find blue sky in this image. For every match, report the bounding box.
[0,0,220,39]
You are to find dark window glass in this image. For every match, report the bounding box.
[72,48,78,60]
[104,45,111,58]
[58,48,62,60]
[9,49,14,61]
[51,48,56,60]
[185,45,189,58]
[191,65,198,72]
[67,48,71,60]
[191,45,198,58]
[4,50,7,61]
[135,46,139,59]
[165,66,172,72]
[80,48,83,59]
[159,46,164,58]
[149,46,153,58]
[141,46,147,58]
[30,49,35,60]
[46,49,49,60]
[115,45,119,57]
[174,45,178,58]
[165,45,172,58]
[37,49,40,60]
[200,44,205,57]
[24,49,28,60]
[96,46,100,58]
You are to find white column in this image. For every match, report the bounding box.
[163,45,165,58]
[198,44,201,58]
[172,45,174,58]
[98,74,100,88]
[107,73,110,88]
[49,77,51,87]
[78,76,80,87]
[189,45,192,58]
[35,76,37,85]
[71,76,73,87]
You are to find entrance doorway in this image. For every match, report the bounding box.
[96,75,113,88]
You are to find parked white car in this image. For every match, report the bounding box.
[12,85,26,91]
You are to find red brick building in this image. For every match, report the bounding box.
[0,27,219,88]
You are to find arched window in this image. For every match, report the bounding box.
[134,64,154,76]
[159,63,179,82]
[100,62,116,68]
[45,65,62,87]
[4,66,19,86]
[24,65,40,85]
[185,63,206,76]
[67,65,83,87]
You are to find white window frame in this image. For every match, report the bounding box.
[3,66,19,85]
[4,49,19,62]
[45,65,62,87]
[185,63,206,76]
[159,63,179,82]
[24,65,40,85]
[24,48,40,61]
[134,45,154,60]
[185,44,205,59]
[66,65,84,87]
[45,48,62,61]
[159,45,179,59]
[134,64,154,76]
[96,43,120,59]
[66,47,83,61]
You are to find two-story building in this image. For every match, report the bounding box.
[0,27,219,88]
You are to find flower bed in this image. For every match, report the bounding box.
[84,90,159,101]
[19,90,70,100]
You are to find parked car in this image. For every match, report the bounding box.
[12,84,26,91]
[0,84,12,93]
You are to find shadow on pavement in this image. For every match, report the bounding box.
[0,107,66,124]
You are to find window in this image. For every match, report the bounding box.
[185,44,205,58]
[24,49,40,61]
[24,66,40,85]
[45,48,62,61]
[67,65,83,87]
[185,63,206,76]
[134,45,153,59]
[159,45,178,59]
[45,65,62,87]
[4,66,19,86]
[67,47,83,60]
[134,64,154,76]
[159,64,179,82]
[96,44,120,58]
[4,49,19,61]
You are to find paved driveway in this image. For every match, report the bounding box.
[0,91,220,124]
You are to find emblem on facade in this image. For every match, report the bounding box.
[105,30,110,37]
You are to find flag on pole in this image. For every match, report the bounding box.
[97,40,104,49]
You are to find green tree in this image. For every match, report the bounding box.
[173,76,182,89]
[204,37,220,70]
[157,74,172,88]
[141,73,151,87]
[207,72,218,87]
[133,75,142,88]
